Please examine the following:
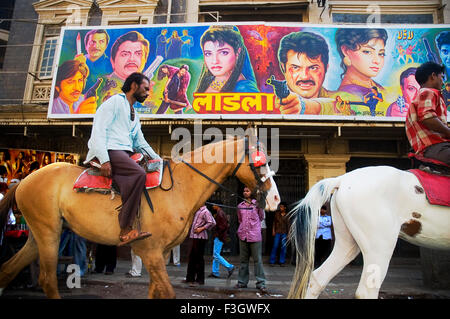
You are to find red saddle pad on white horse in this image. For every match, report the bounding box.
[409,169,450,207]
[73,158,163,193]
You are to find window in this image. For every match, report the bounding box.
[37,25,60,79]
[107,19,140,25]
[39,37,58,78]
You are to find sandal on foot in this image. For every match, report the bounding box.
[118,229,151,246]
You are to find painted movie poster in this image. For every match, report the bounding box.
[0,149,79,185]
[48,22,450,121]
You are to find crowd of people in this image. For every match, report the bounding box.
[80,187,333,296]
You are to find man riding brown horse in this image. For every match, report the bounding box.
[84,72,161,246]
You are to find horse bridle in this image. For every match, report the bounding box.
[179,137,275,208]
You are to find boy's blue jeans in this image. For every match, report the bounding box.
[212,237,234,276]
[269,233,287,264]
[58,229,87,276]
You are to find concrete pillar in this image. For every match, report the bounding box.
[443,0,450,23]
[307,1,331,24]
[303,154,350,190]
[185,0,199,23]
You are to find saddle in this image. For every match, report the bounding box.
[408,153,450,207]
[73,153,164,194]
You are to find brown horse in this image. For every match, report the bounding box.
[0,136,280,298]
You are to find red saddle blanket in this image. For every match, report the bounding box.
[409,169,450,207]
[73,159,163,193]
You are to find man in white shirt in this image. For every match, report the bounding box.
[315,205,333,268]
[85,72,161,246]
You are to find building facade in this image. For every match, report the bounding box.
[0,0,448,260]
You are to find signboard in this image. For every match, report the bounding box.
[48,22,450,121]
[0,148,79,184]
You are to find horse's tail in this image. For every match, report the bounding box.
[287,176,341,299]
[0,183,19,241]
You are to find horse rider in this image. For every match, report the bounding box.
[405,61,450,167]
[84,72,162,246]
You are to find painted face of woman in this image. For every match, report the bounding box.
[203,41,240,79]
[344,38,386,78]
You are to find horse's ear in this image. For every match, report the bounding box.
[246,126,258,147]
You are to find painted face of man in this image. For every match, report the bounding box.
[439,44,450,69]
[112,41,146,80]
[401,74,420,105]
[343,38,386,79]
[283,50,327,99]
[203,41,239,80]
[57,71,84,106]
[86,33,108,62]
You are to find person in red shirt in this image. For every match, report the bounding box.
[405,62,450,166]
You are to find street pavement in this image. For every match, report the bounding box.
[83,256,450,299]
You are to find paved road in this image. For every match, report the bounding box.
[2,257,449,299]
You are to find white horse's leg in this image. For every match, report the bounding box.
[306,202,360,298]
[350,209,399,299]
[330,170,401,299]
[355,245,397,299]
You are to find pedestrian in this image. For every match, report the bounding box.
[235,187,268,294]
[314,205,333,269]
[184,205,216,287]
[166,245,181,267]
[125,249,142,277]
[261,209,268,255]
[208,201,235,279]
[269,202,289,267]
[58,229,88,277]
[94,244,117,275]
[0,184,15,249]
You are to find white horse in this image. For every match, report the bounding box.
[288,165,450,299]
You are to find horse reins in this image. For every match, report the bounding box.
[180,158,249,203]
[141,137,274,214]
[179,137,273,207]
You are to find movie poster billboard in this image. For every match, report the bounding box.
[0,148,79,184]
[48,22,450,121]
